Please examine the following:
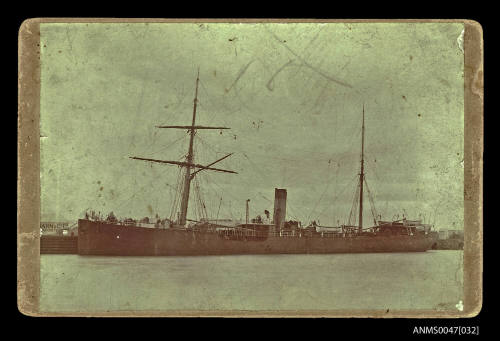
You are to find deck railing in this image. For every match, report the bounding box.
[83,219,420,238]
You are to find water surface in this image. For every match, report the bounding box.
[40,251,463,312]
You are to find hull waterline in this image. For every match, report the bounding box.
[78,219,437,256]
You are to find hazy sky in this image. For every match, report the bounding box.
[40,22,464,229]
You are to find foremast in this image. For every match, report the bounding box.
[358,104,365,233]
[179,71,200,226]
[131,70,237,226]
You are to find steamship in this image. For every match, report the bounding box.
[77,71,438,256]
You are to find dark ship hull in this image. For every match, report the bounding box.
[78,219,437,256]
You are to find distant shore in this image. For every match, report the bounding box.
[435,238,464,250]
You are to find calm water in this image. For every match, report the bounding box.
[40,251,463,312]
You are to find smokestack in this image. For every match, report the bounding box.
[273,188,287,230]
[245,199,250,225]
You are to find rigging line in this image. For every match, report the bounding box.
[316,173,358,218]
[199,78,228,112]
[322,161,342,222]
[196,174,211,217]
[353,183,361,225]
[158,85,190,127]
[199,79,245,129]
[176,169,187,220]
[193,177,201,220]
[324,125,360,168]
[258,192,273,204]
[191,144,200,220]
[283,199,301,221]
[194,135,221,157]
[201,146,309,222]
[193,144,208,220]
[172,175,183,221]
[198,79,232,126]
[242,153,273,184]
[197,177,208,220]
[305,166,337,222]
[191,155,199,220]
[193,136,236,170]
[169,167,184,221]
[195,100,210,117]
[166,175,177,219]
[210,158,265,208]
[193,135,228,164]
[203,172,240,203]
[148,133,189,157]
[114,175,167,213]
[199,173,220,209]
[202,173,248,220]
[44,147,132,166]
[349,194,359,226]
[284,205,300,221]
[225,200,235,220]
[256,150,342,164]
[215,197,223,224]
[364,178,378,214]
[203,156,300,221]
[365,152,381,183]
[364,178,378,225]
[196,133,349,164]
[212,190,225,218]
[348,178,360,226]
[169,172,180,220]
[199,176,209,219]
[133,124,163,154]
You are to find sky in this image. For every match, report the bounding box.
[40,22,464,229]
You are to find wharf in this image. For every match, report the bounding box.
[40,236,78,254]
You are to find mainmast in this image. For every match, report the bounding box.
[358,104,365,233]
[130,69,237,227]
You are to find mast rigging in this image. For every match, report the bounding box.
[130,69,236,226]
[358,104,365,233]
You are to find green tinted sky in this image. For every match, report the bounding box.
[40,22,464,229]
